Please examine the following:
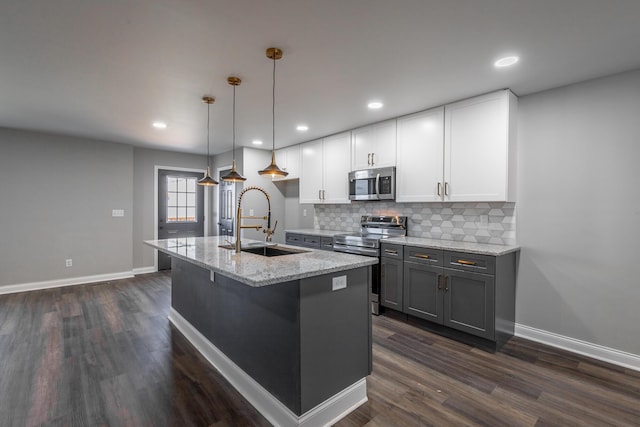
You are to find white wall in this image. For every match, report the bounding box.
[516,69,640,356]
[0,128,133,286]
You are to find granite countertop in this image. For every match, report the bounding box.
[285,228,346,237]
[145,236,377,287]
[384,236,520,256]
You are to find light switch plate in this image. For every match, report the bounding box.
[112,209,125,217]
[332,275,347,291]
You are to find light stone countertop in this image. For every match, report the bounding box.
[384,236,520,256]
[145,236,377,287]
[285,228,345,237]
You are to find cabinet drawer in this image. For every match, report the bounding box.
[321,237,334,251]
[381,243,403,259]
[404,246,443,266]
[286,233,321,249]
[444,251,495,275]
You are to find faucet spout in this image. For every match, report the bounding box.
[235,186,272,253]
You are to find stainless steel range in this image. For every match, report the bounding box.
[333,215,407,314]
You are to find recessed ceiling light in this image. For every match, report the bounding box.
[368,101,383,109]
[296,125,309,132]
[494,56,519,68]
[152,121,167,129]
[252,139,263,145]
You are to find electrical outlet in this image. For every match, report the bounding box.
[112,209,125,217]
[65,259,72,267]
[478,214,489,228]
[249,209,254,216]
[332,275,347,291]
[303,209,307,217]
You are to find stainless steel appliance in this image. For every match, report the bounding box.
[348,166,396,201]
[333,215,407,314]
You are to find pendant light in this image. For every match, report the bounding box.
[258,47,289,178]
[198,96,219,186]
[221,77,246,182]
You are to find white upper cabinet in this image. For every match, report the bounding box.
[272,145,300,180]
[299,132,351,204]
[322,132,351,203]
[351,120,397,170]
[444,90,517,202]
[396,107,445,202]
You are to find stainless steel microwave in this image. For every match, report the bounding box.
[348,166,396,201]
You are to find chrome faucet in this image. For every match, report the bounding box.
[235,186,278,253]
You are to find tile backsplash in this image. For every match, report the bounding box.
[314,202,516,245]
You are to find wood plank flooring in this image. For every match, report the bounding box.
[1,272,639,426]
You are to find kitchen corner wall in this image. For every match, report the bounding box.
[314,202,516,245]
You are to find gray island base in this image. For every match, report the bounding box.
[145,237,376,427]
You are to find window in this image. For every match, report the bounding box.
[166,176,197,222]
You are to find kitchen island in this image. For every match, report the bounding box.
[145,236,377,427]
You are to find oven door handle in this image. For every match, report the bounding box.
[333,246,380,257]
[375,173,381,199]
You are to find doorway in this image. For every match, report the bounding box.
[217,168,236,237]
[157,169,205,270]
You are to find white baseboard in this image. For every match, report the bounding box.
[133,266,156,275]
[168,308,367,427]
[515,323,640,372]
[0,271,134,295]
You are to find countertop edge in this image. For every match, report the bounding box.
[384,237,521,256]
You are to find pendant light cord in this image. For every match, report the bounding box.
[206,102,211,168]
[233,84,236,156]
[272,55,276,152]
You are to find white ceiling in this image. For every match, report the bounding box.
[2,0,640,155]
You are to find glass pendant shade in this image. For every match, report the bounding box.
[221,76,246,182]
[258,47,288,178]
[198,96,218,186]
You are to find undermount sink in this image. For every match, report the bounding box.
[218,243,310,257]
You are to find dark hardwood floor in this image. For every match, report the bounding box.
[1,272,639,426]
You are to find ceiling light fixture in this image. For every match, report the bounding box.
[197,96,218,186]
[368,101,383,109]
[494,56,519,68]
[258,47,289,178]
[296,124,309,132]
[221,77,247,182]
[252,140,263,145]
[152,121,167,129]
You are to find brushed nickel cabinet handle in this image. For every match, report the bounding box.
[371,152,375,165]
[437,274,442,290]
[318,189,322,200]
[414,254,430,260]
[384,249,398,255]
[437,182,442,196]
[444,276,449,292]
[457,259,477,266]
[444,182,449,196]
[367,153,371,165]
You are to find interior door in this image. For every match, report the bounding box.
[158,169,205,270]
[217,169,235,237]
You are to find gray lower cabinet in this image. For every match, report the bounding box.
[387,243,517,347]
[285,232,334,251]
[380,244,404,310]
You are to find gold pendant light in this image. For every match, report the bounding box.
[221,76,246,182]
[198,96,219,186]
[258,47,289,178]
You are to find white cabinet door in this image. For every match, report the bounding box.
[351,120,397,170]
[371,120,397,168]
[299,139,324,203]
[351,126,374,170]
[396,107,444,202]
[272,145,300,181]
[322,132,351,204]
[444,90,515,202]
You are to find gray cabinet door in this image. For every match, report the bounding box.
[380,257,403,310]
[403,262,443,323]
[443,268,495,340]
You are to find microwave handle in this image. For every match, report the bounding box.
[375,173,380,199]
